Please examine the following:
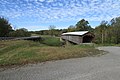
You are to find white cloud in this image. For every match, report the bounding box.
[0,0,120,23]
[20,25,49,31]
[47,0,54,3]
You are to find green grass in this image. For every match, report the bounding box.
[40,36,62,46]
[31,34,40,36]
[40,35,52,37]
[95,43,119,47]
[0,40,104,67]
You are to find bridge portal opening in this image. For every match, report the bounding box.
[83,35,94,43]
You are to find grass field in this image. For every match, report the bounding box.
[40,36,62,46]
[0,38,104,67]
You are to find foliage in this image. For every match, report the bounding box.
[30,19,93,37]
[94,17,120,44]
[9,28,31,37]
[94,21,108,43]
[0,17,13,37]
[30,28,66,37]
[67,25,76,32]
[76,19,93,31]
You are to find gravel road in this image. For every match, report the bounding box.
[1,46,120,80]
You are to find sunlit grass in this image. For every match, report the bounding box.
[0,40,103,66]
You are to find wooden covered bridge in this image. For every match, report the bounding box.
[61,31,94,45]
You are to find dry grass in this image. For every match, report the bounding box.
[0,40,103,67]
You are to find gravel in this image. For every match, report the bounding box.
[0,46,120,80]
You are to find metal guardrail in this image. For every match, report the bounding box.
[0,37,15,40]
[0,36,41,41]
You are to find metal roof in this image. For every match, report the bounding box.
[61,31,89,36]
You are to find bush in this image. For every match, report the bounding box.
[9,28,31,37]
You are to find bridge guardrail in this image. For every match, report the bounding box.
[0,37,41,41]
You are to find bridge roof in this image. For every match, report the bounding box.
[61,31,89,36]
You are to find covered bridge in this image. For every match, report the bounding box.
[61,31,94,44]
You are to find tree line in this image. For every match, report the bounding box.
[1,16,120,44]
[30,19,93,36]
[0,17,31,37]
[94,17,120,44]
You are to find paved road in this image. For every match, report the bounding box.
[0,46,120,80]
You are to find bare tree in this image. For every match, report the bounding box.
[49,25,56,36]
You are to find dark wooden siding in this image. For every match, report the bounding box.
[61,35,83,44]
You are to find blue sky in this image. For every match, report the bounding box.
[0,0,120,31]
